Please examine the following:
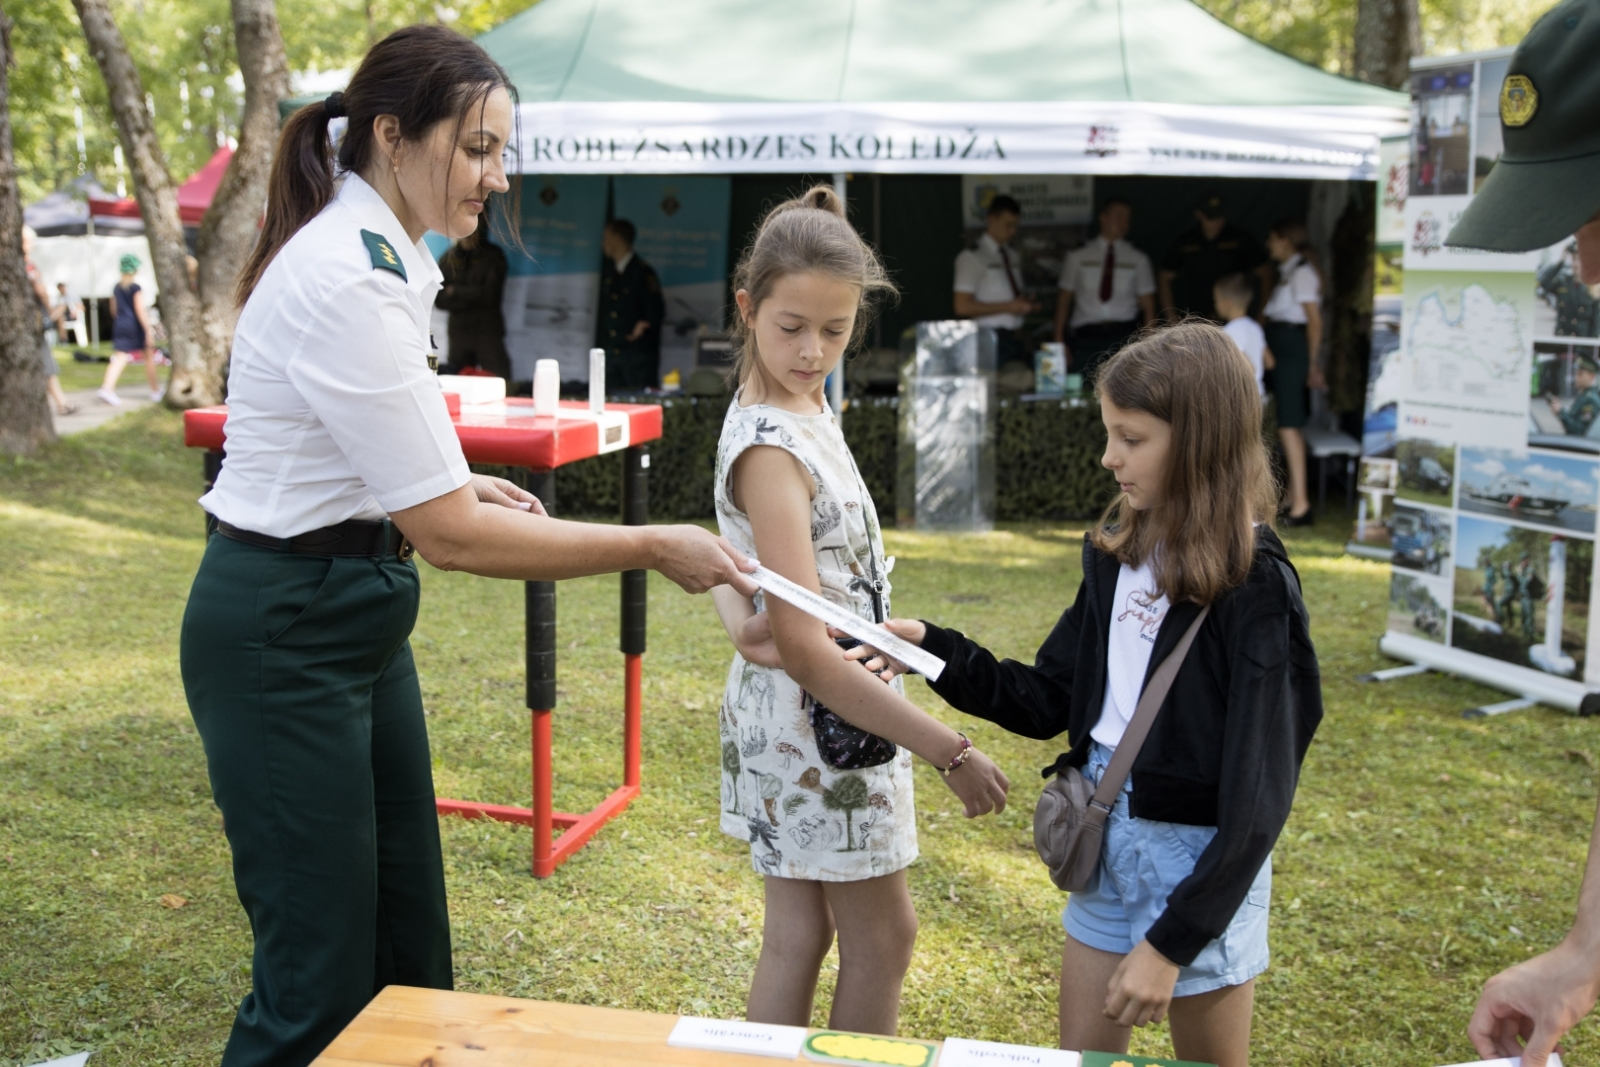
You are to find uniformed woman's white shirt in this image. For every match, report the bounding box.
[200,173,471,538]
[1263,253,1321,325]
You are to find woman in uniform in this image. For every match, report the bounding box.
[180,26,754,1067]
[1262,218,1323,527]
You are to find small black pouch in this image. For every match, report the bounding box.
[808,639,899,770]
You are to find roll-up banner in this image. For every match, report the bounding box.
[611,176,732,384]
[1376,49,1600,713]
[494,175,609,383]
[509,102,1406,181]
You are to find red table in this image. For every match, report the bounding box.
[184,398,664,877]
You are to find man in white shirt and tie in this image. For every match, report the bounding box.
[1052,198,1155,379]
[953,194,1039,364]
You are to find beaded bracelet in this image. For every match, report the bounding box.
[941,733,973,775]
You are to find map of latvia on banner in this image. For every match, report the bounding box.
[1391,271,1535,453]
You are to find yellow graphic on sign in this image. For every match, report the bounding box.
[1500,74,1537,128]
[805,1032,934,1067]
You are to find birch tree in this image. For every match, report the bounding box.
[1355,0,1423,88]
[0,2,53,454]
[73,0,287,408]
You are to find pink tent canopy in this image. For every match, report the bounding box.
[88,146,233,225]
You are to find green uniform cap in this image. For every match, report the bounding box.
[1447,0,1600,252]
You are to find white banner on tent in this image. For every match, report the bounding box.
[511,102,1406,180]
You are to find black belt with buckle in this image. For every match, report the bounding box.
[213,517,413,561]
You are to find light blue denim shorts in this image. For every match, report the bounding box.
[1063,741,1272,997]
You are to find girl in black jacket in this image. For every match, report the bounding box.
[851,322,1323,1066]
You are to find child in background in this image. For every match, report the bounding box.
[712,185,1010,1035]
[1214,272,1272,400]
[848,323,1324,1067]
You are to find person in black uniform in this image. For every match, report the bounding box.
[596,218,665,392]
[436,211,510,379]
[1157,192,1271,323]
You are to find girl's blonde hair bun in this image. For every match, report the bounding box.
[728,183,895,389]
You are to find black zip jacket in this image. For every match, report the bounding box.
[920,527,1322,966]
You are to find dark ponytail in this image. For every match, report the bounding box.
[236,24,517,304]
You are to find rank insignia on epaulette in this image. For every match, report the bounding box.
[360,229,407,281]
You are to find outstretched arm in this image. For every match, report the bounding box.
[1469,797,1600,1065]
[392,479,757,595]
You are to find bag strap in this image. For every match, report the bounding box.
[1088,604,1212,811]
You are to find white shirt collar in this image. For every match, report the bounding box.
[978,232,1010,256]
[613,251,634,273]
[1280,252,1304,276]
[334,172,444,293]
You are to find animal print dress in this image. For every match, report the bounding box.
[714,394,918,881]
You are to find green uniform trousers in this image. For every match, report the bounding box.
[1264,322,1310,430]
[604,346,660,392]
[180,534,452,1067]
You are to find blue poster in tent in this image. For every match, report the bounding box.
[612,176,731,383]
[492,175,608,382]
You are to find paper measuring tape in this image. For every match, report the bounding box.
[750,566,946,681]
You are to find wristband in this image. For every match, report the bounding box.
[940,733,973,775]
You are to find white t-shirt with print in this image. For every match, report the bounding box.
[1091,559,1172,749]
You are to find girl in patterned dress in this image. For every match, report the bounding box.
[710,185,1012,1035]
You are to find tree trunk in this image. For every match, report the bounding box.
[74,0,205,402]
[1354,0,1421,89]
[176,0,289,408]
[0,4,54,454]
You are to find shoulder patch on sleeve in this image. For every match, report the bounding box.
[360,229,407,281]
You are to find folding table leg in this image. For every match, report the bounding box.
[621,445,648,791]
[525,469,557,877]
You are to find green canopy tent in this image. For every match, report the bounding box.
[480,0,1408,179]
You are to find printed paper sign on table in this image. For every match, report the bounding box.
[666,1016,807,1060]
[940,1038,1079,1067]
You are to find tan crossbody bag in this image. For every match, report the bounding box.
[1032,605,1211,892]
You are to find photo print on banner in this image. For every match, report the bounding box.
[1451,514,1593,679]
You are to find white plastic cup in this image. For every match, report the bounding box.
[534,359,560,417]
[589,348,606,412]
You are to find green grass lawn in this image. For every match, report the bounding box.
[3,407,1600,1066]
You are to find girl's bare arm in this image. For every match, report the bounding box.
[733,444,1009,816]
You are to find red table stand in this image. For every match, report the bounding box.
[184,398,664,878]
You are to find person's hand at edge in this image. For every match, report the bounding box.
[1105,940,1180,1029]
[653,527,759,596]
[1468,938,1600,1065]
[836,618,926,681]
[471,473,547,514]
[940,745,1010,818]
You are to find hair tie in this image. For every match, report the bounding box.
[323,92,346,119]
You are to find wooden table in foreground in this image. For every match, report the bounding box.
[313,986,842,1067]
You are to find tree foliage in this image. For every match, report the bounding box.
[7,0,537,203]
[1192,0,1555,77]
